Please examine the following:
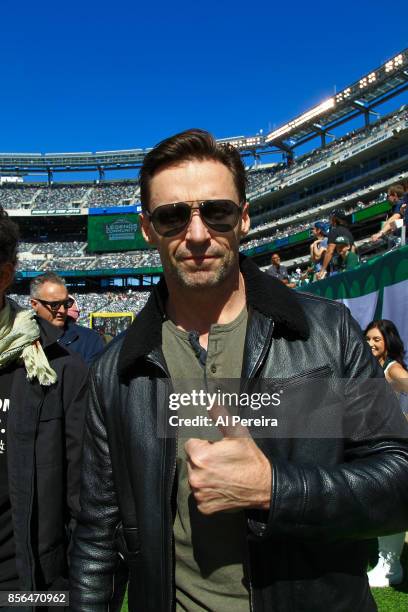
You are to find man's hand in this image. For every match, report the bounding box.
[185,435,272,515]
[316,269,327,280]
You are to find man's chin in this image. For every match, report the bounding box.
[175,269,226,289]
[52,319,66,328]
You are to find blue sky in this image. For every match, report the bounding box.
[0,0,407,154]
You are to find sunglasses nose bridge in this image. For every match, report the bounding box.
[185,207,211,240]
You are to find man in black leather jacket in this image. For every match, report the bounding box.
[70,130,408,612]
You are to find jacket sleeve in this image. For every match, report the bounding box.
[69,368,121,611]
[249,306,408,541]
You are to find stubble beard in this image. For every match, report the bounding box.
[164,251,237,291]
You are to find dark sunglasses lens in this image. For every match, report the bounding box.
[153,204,191,237]
[46,299,74,310]
[201,200,240,231]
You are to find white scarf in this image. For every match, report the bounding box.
[0,298,57,386]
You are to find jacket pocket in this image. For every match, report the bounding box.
[277,364,333,389]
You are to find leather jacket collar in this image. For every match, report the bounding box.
[118,254,309,377]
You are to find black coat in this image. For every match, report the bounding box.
[70,256,408,612]
[7,317,88,591]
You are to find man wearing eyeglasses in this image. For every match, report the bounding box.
[70,129,408,612]
[30,272,104,366]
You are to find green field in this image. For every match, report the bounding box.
[120,545,408,611]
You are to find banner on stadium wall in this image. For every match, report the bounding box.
[16,265,163,279]
[31,209,82,215]
[299,245,408,348]
[87,212,153,252]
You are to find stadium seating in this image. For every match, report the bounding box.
[247,107,408,201]
[1,107,405,213]
[0,182,140,210]
[9,291,151,324]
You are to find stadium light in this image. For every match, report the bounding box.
[385,53,404,72]
[266,98,335,142]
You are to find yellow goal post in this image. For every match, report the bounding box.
[89,311,135,338]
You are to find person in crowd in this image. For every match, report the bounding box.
[70,129,408,612]
[371,184,407,243]
[67,295,80,322]
[334,235,359,271]
[364,319,408,588]
[30,272,104,365]
[310,221,329,273]
[316,209,355,279]
[266,253,296,287]
[0,207,88,601]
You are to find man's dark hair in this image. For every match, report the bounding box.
[331,209,348,227]
[387,184,405,199]
[139,128,247,212]
[0,206,19,266]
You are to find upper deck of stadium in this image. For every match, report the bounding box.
[0,49,406,176]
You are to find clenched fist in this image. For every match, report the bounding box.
[185,435,272,515]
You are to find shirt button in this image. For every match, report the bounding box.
[210,364,217,373]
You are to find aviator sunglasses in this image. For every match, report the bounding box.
[145,199,243,237]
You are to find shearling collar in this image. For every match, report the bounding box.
[117,255,309,376]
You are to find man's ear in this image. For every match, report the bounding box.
[0,262,15,295]
[30,298,39,313]
[139,212,159,247]
[239,202,250,238]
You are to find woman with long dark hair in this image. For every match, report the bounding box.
[364,319,408,588]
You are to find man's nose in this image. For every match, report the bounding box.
[185,210,211,243]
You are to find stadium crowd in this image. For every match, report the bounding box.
[9,290,151,324]
[11,181,404,283]
[247,106,408,199]
[0,181,140,210]
[241,195,383,251]
[20,241,86,256]
[247,171,399,236]
[0,106,406,216]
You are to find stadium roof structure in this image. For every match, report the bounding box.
[265,49,408,150]
[0,136,266,176]
[0,49,406,177]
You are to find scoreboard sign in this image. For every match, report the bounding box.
[87,212,151,252]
